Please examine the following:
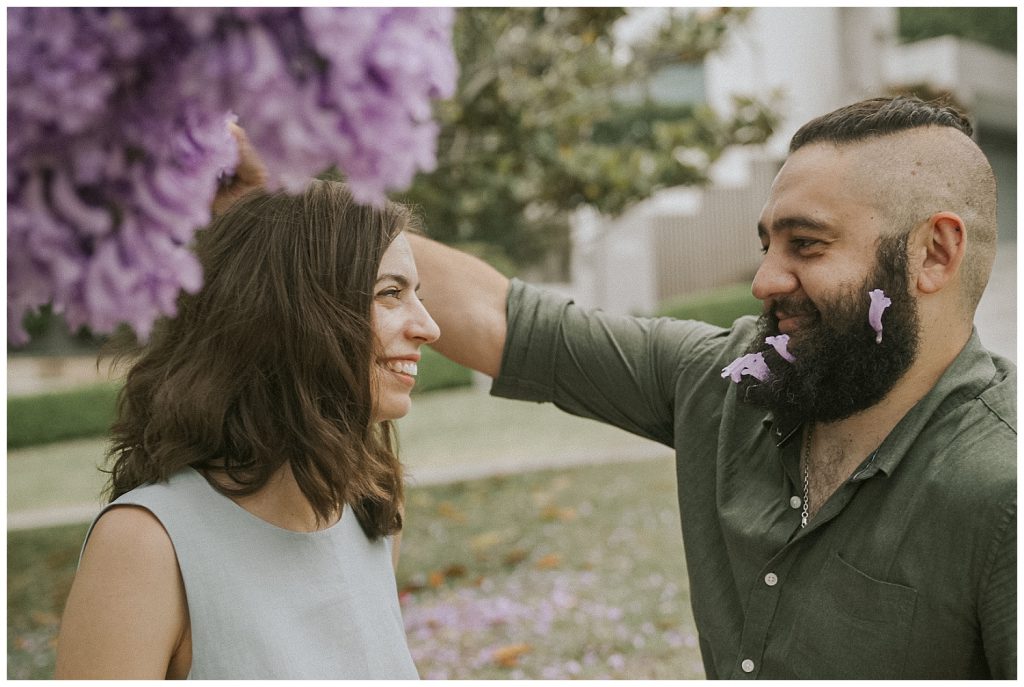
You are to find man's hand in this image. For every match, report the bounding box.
[211,122,268,216]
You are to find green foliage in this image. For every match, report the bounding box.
[8,383,120,450]
[899,8,1016,54]
[400,7,779,274]
[655,282,761,328]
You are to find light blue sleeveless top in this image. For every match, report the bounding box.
[83,467,419,679]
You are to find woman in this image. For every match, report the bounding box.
[54,179,440,678]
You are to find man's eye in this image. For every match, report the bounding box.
[792,238,819,250]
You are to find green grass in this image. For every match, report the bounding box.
[7,458,701,680]
[414,345,473,394]
[7,384,120,450]
[8,522,88,680]
[655,282,761,328]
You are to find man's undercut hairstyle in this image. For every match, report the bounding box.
[789,95,998,313]
[788,95,974,152]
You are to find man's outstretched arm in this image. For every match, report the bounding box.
[407,233,509,378]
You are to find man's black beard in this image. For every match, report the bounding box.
[738,234,920,427]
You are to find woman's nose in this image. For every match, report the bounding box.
[409,298,440,344]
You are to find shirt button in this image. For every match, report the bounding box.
[764,572,778,586]
[741,659,755,673]
[790,496,802,509]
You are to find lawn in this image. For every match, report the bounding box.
[8,457,703,680]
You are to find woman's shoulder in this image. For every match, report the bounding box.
[83,504,181,588]
[107,467,209,518]
[57,505,189,678]
[89,503,176,556]
[89,468,209,560]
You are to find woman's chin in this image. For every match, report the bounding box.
[371,397,413,423]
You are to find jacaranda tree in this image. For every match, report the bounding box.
[8,7,457,344]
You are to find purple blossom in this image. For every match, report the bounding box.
[721,352,770,383]
[764,334,796,362]
[868,288,891,344]
[8,7,457,344]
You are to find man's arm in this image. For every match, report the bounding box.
[407,233,509,378]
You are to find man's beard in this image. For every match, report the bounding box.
[738,233,920,427]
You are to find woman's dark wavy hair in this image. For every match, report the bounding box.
[104,179,413,540]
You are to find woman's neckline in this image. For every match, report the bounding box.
[184,466,347,537]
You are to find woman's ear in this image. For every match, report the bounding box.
[915,212,966,295]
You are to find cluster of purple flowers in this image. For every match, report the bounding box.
[8,7,457,344]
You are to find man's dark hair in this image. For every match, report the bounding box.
[789,96,973,152]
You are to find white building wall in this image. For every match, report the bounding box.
[705,7,898,155]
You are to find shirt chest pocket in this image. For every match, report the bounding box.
[785,552,918,679]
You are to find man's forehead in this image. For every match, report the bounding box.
[760,147,863,223]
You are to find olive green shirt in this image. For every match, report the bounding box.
[492,279,1016,680]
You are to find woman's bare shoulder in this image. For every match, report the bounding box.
[55,505,189,678]
[86,504,177,556]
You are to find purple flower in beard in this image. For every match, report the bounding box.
[765,334,796,362]
[868,289,891,343]
[721,352,770,383]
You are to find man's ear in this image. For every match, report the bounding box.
[915,212,966,295]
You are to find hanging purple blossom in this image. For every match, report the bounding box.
[764,334,795,362]
[720,352,770,383]
[867,289,891,344]
[7,7,457,344]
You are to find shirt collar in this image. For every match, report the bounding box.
[871,328,1003,477]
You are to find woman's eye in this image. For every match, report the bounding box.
[378,288,402,299]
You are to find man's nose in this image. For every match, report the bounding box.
[751,250,799,303]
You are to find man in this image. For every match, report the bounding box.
[408,96,1016,679]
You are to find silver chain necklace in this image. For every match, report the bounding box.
[800,424,813,529]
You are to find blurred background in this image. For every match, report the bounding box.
[8,7,1016,679]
